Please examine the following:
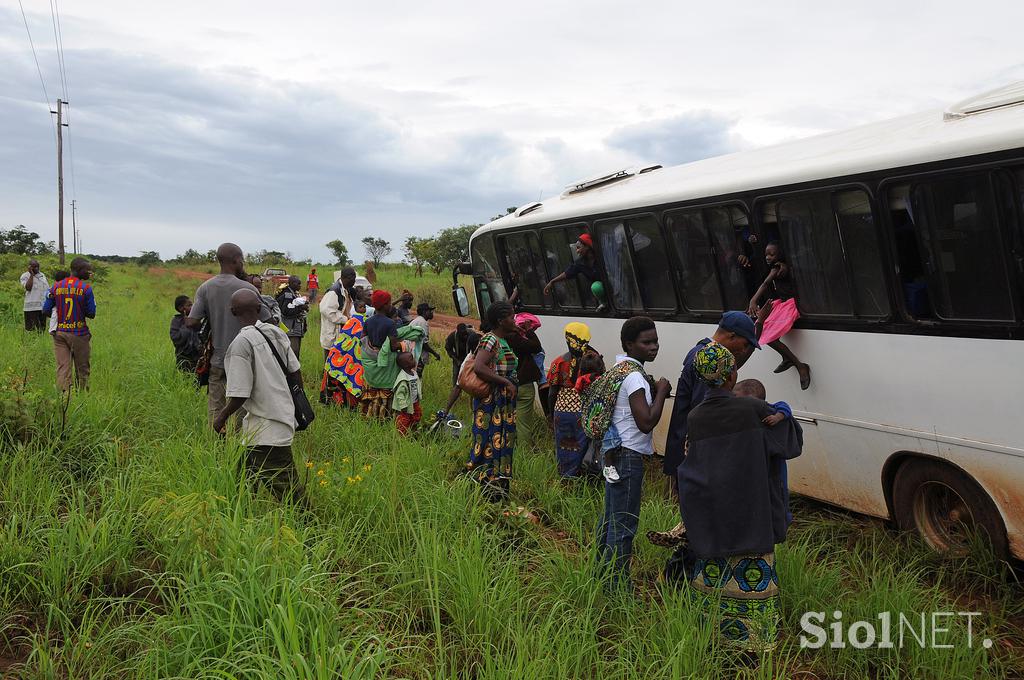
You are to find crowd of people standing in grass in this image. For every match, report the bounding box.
[17,230,808,657]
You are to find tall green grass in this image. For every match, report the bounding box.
[1,261,1021,678]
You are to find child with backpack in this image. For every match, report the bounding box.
[584,316,671,590]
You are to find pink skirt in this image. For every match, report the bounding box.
[759,298,800,345]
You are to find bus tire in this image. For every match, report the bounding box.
[892,459,1008,559]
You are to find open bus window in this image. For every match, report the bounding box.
[762,191,890,318]
[909,174,1015,322]
[540,227,585,308]
[595,216,675,312]
[665,210,722,312]
[665,206,751,313]
[469,234,508,311]
[500,232,547,308]
[706,206,757,308]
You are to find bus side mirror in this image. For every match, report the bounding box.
[452,286,471,317]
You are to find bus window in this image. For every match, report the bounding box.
[834,190,890,318]
[910,174,1015,321]
[540,227,584,308]
[665,209,723,312]
[500,232,547,308]
[595,221,642,311]
[706,206,757,309]
[772,196,855,316]
[1004,171,1024,298]
[628,217,676,310]
[889,185,933,318]
[470,234,508,311]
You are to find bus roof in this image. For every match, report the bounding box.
[474,82,1024,238]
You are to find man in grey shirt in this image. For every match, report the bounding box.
[187,243,268,425]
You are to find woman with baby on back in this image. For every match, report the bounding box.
[747,241,811,390]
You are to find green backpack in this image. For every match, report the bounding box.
[580,360,652,440]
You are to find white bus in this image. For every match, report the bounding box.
[454,82,1024,560]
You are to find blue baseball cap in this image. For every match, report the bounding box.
[719,311,760,349]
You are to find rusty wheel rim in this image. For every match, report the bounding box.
[912,481,975,556]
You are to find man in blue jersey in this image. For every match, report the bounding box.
[42,257,96,390]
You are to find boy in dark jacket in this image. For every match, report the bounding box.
[170,295,202,373]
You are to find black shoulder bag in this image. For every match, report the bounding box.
[257,328,315,431]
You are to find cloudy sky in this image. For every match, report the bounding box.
[2,1,1023,263]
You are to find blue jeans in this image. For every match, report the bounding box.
[596,447,646,589]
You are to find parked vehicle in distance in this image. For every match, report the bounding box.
[262,268,289,287]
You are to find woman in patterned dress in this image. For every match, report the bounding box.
[679,342,803,654]
[319,311,367,410]
[465,301,519,496]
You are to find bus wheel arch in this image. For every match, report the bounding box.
[884,452,1008,559]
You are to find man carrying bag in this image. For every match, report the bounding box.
[214,289,313,503]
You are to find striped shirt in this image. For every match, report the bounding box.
[42,277,96,335]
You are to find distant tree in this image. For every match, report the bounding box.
[433,224,480,271]
[490,206,517,221]
[361,236,392,266]
[403,236,436,277]
[173,248,207,264]
[0,225,54,255]
[204,249,218,262]
[325,239,352,266]
[137,250,161,266]
[250,250,290,267]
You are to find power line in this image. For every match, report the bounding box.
[17,0,56,140]
[49,0,68,101]
[52,0,77,201]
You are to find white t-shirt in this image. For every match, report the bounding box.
[20,271,48,311]
[610,354,654,455]
[225,321,301,447]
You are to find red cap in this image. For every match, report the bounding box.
[371,290,392,308]
[578,233,593,249]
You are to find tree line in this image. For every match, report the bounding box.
[323,209,516,276]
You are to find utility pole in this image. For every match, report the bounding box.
[71,199,78,253]
[51,99,68,265]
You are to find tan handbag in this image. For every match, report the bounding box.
[457,352,492,399]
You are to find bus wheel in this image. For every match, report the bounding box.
[892,459,1008,559]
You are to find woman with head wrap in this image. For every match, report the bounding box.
[505,312,545,440]
[677,342,803,654]
[546,321,595,477]
[465,301,519,498]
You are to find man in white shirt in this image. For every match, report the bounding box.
[20,259,48,331]
[319,267,357,361]
[214,288,304,502]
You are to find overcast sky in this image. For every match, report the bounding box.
[2,1,1023,263]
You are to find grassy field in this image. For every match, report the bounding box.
[1,258,1022,679]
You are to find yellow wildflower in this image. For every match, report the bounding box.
[317,469,325,477]
[346,476,355,484]
[305,461,314,469]
[362,464,372,472]
[355,475,363,482]
[342,456,351,463]
[319,479,328,486]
